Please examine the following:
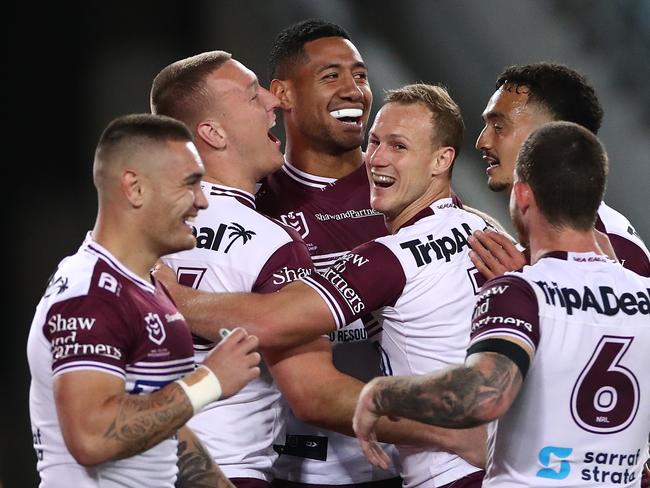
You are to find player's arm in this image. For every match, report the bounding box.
[176,426,235,488]
[54,328,260,466]
[266,339,486,468]
[155,263,335,349]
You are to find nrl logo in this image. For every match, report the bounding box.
[144,312,166,345]
[280,211,310,238]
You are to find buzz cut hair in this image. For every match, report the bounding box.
[268,18,351,80]
[150,51,232,126]
[516,121,608,230]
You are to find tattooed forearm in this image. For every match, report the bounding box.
[176,427,234,488]
[104,382,193,459]
[374,352,521,428]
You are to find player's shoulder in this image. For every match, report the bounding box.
[598,202,645,242]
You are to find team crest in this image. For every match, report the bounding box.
[144,312,166,345]
[280,211,310,238]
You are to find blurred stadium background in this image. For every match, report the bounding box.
[7,1,649,485]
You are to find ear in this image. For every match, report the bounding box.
[196,120,227,150]
[512,180,533,215]
[430,146,455,177]
[270,79,293,110]
[121,169,144,208]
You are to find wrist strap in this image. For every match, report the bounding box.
[175,365,222,414]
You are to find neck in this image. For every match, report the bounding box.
[284,137,364,179]
[386,186,451,234]
[91,216,157,283]
[527,221,604,265]
[203,157,256,194]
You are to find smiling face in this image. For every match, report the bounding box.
[475,84,553,192]
[366,102,446,226]
[144,140,208,255]
[284,36,372,153]
[206,59,283,180]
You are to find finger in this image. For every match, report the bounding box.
[469,232,502,269]
[245,351,261,367]
[475,230,510,263]
[469,250,497,280]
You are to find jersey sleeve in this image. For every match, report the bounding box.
[253,239,315,293]
[301,240,406,329]
[44,295,132,380]
[467,275,540,378]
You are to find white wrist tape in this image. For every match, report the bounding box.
[175,365,222,414]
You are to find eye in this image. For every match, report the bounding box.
[393,143,407,151]
[354,72,368,81]
[321,72,338,81]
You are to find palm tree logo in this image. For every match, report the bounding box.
[224,222,256,253]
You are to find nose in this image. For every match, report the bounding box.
[339,72,364,102]
[261,87,280,111]
[475,126,490,152]
[194,185,209,210]
[366,142,387,168]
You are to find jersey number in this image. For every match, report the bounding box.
[570,335,639,434]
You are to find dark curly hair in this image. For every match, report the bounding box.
[268,19,351,81]
[496,63,604,134]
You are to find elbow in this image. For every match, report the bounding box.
[65,434,112,467]
[285,392,331,426]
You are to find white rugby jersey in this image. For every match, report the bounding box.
[257,162,401,484]
[597,202,650,277]
[163,183,313,481]
[302,198,486,488]
[28,235,195,488]
[469,252,650,487]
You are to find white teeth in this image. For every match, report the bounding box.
[184,216,196,225]
[372,174,395,185]
[330,108,363,119]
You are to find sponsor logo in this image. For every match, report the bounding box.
[537,445,573,480]
[280,211,310,238]
[329,253,370,274]
[272,266,313,286]
[192,222,256,253]
[52,342,122,361]
[471,314,533,333]
[534,281,650,316]
[44,275,69,298]
[581,448,641,484]
[313,208,381,222]
[144,312,166,345]
[328,327,368,343]
[400,223,473,267]
[321,267,365,314]
[98,272,121,295]
[48,314,96,333]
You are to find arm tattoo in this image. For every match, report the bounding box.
[104,383,193,459]
[176,436,233,488]
[374,353,521,428]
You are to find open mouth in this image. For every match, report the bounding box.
[267,130,281,146]
[371,172,396,188]
[330,108,363,126]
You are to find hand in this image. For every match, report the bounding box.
[353,379,392,470]
[201,328,261,398]
[469,229,526,279]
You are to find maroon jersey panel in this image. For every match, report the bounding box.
[469,275,540,351]
[256,164,388,266]
[304,240,406,327]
